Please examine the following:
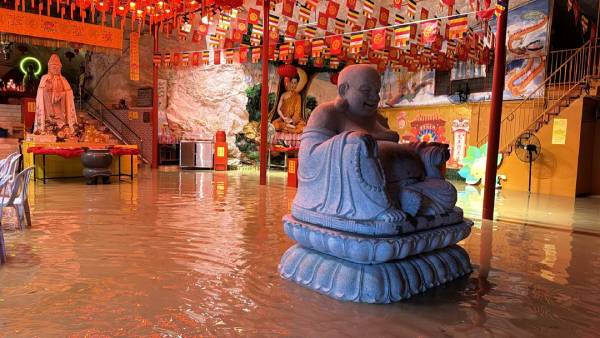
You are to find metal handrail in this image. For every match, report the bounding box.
[477,38,597,149]
[84,89,142,141]
[80,90,146,161]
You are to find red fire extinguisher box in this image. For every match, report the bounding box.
[22,98,36,132]
[214,131,228,171]
[287,158,298,187]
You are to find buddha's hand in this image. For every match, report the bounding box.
[347,131,377,158]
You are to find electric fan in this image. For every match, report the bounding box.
[514,131,541,193]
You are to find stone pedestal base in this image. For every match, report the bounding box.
[279,244,471,303]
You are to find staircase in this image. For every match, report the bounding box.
[79,90,147,163]
[478,38,600,155]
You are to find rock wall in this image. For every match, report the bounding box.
[87,33,155,106]
[160,64,249,158]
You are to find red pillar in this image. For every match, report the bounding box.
[151,25,159,169]
[482,1,509,220]
[259,0,270,185]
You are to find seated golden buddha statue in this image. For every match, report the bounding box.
[292,64,459,236]
[272,68,307,134]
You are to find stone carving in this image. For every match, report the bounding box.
[279,64,473,303]
[292,65,459,233]
[283,215,471,264]
[280,244,471,303]
[34,54,79,135]
[272,67,307,133]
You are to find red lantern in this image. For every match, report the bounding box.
[95,1,110,12]
[329,72,339,85]
[115,5,127,16]
[215,0,243,8]
[75,0,91,9]
[277,64,298,78]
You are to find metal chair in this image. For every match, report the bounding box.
[0,176,13,264]
[0,167,34,230]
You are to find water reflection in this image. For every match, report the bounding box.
[0,170,598,336]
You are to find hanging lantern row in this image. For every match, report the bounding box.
[12,0,242,26]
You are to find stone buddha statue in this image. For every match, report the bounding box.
[292,64,459,235]
[272,67,307,134]
[34,54,78,134]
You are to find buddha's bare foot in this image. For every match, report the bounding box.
[375,208,406,222]
[400,189,422,217]
[418,196,445,216]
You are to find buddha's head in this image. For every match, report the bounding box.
[48,54,62,76]
[284,77,299,92]
[335,64,381,119]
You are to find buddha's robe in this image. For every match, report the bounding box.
[272,92,305,133]
[291,127,401,234]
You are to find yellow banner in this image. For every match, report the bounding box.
[0,8,122,51]
[130,32,140,81]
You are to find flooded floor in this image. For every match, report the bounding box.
[1,169,599,337]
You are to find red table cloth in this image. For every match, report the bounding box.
[27,147,85,158]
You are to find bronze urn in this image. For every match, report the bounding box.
[81,148,112,184]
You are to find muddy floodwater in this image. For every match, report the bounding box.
[1,169,599,337]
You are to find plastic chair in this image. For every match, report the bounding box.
[6,154,21,181]
[0,176,13,263]
[0,152,18,178]
[0,167,34,230]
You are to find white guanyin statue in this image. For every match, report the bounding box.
[34,54,78,135]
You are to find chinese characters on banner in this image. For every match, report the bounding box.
[130,32,140,81]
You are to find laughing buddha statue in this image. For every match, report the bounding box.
[292,64,461,236]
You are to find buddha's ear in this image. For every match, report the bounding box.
[338,83,349,97]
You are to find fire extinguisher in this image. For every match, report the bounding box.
[214,131,228,171]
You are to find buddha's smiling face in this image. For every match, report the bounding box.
[343,69,381,118]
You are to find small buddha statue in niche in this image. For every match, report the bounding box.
[292,64,458,234]
[272,67,307,134]
[34,54,78,135]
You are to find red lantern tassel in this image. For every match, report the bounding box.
[91,7,95,24]
[38,2,43,15]
[70,3,75,19]
[61,7,65,19]
[47,0,50,16]
[112,0,117,27]
[101,13,106,26]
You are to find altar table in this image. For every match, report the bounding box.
[21,141,139,183]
